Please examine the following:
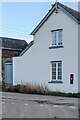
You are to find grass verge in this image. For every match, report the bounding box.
[2,83,80,98]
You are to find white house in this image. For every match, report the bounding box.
[0,37,2,82]
[13,2,80,93]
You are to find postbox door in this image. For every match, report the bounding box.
[70,74,74,84]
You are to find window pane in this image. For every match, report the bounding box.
[58,75,62,80]
[52,31,57,46]
[52,63,56,67]
[58,62,62,80]
[58,62,62,67]
[52,62,56,80]
[58,30,62,45]
[52,75,56,79]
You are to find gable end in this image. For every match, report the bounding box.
[30,2,80,35]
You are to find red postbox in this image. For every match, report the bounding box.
[70,74,74,84]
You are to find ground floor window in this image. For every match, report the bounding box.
[51,61,62,81]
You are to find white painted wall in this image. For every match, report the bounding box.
[78,24,80,92]
[0,50,2,82]
[0,37,2,83]
[13,8,78,93]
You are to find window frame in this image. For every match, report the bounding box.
[49,61,63,83]
[50,29,63,48]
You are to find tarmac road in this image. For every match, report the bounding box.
[1,92,79,118]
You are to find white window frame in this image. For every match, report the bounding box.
[51,61,62,81]
[51,29,63,47]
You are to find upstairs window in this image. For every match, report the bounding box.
[52,29,63,47]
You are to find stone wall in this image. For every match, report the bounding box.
[2,49,21,82]
[2,49,20,58]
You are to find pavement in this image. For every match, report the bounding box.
[0,92,79,118]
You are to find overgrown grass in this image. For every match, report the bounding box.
[2,83,80,98]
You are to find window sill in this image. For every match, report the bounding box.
[48,81,63,84]
[49,46,64,49]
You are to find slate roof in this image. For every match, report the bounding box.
[1,37,28,51]
[31,2,80,35]
[20,40,34,56]
[58,2,80,22]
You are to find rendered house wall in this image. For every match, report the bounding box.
[78,24,80,92]
[0,50,2,82]
[13,8,78,93]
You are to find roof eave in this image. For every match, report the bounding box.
[58,4,79,24]
[30,3,80,35]
[19,40,34,56]
[2,47,22,51]
[30,6,56,35]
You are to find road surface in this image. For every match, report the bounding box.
[0,92,79,118]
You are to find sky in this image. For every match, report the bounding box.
[0,0,80,43]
